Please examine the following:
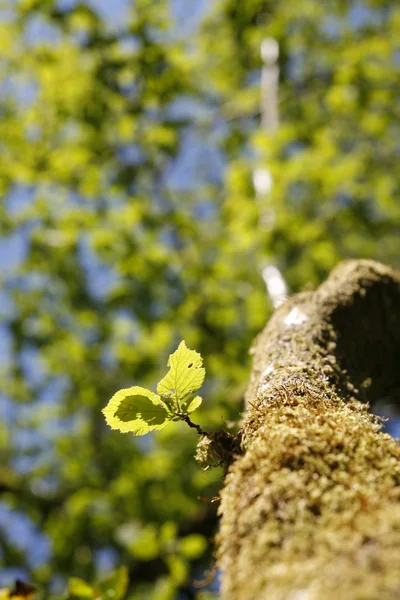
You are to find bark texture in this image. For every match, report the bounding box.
[218,260,400,600]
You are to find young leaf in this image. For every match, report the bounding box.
[102,386,170,435]
[157,341,205,406]
[186,396,202,413]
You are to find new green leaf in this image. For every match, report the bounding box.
[157,341,205,407]
[102,386,170,435]
[186,396,202,413]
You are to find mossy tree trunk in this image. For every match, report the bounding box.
[218,260,400,600]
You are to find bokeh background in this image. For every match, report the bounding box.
[0,0,399,598]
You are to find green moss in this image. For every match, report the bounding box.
[218,260,400,599]
[195,429,242,469]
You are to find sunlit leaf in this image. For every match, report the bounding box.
[102,387,170,435]
[157,341,205,405]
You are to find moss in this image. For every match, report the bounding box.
[195,429,242,469]
[218,260,400,599]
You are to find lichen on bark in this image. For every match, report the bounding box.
[218,260,400,600]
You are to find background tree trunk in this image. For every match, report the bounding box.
[218,260,400,599]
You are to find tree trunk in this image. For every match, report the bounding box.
[218,260,400,599]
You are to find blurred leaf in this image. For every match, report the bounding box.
[180,534,207,559]
[130,524,160,560]
[97,567,128,600]
[67,578,95,599]
[165,555,188,586]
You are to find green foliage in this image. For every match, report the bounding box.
[102,342,205,435]
[67,568,128,600]
[0,0,399,598]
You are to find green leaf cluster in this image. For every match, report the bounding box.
[102,341,204,435]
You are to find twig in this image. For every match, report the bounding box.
[181,414,210,437]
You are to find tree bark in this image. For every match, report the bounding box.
[218,260,400,599]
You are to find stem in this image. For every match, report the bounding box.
[181,414,210,437]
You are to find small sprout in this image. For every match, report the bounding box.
[102,341,242,468]
[102,341,208,436]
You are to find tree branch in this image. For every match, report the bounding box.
[218,260,400,599]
